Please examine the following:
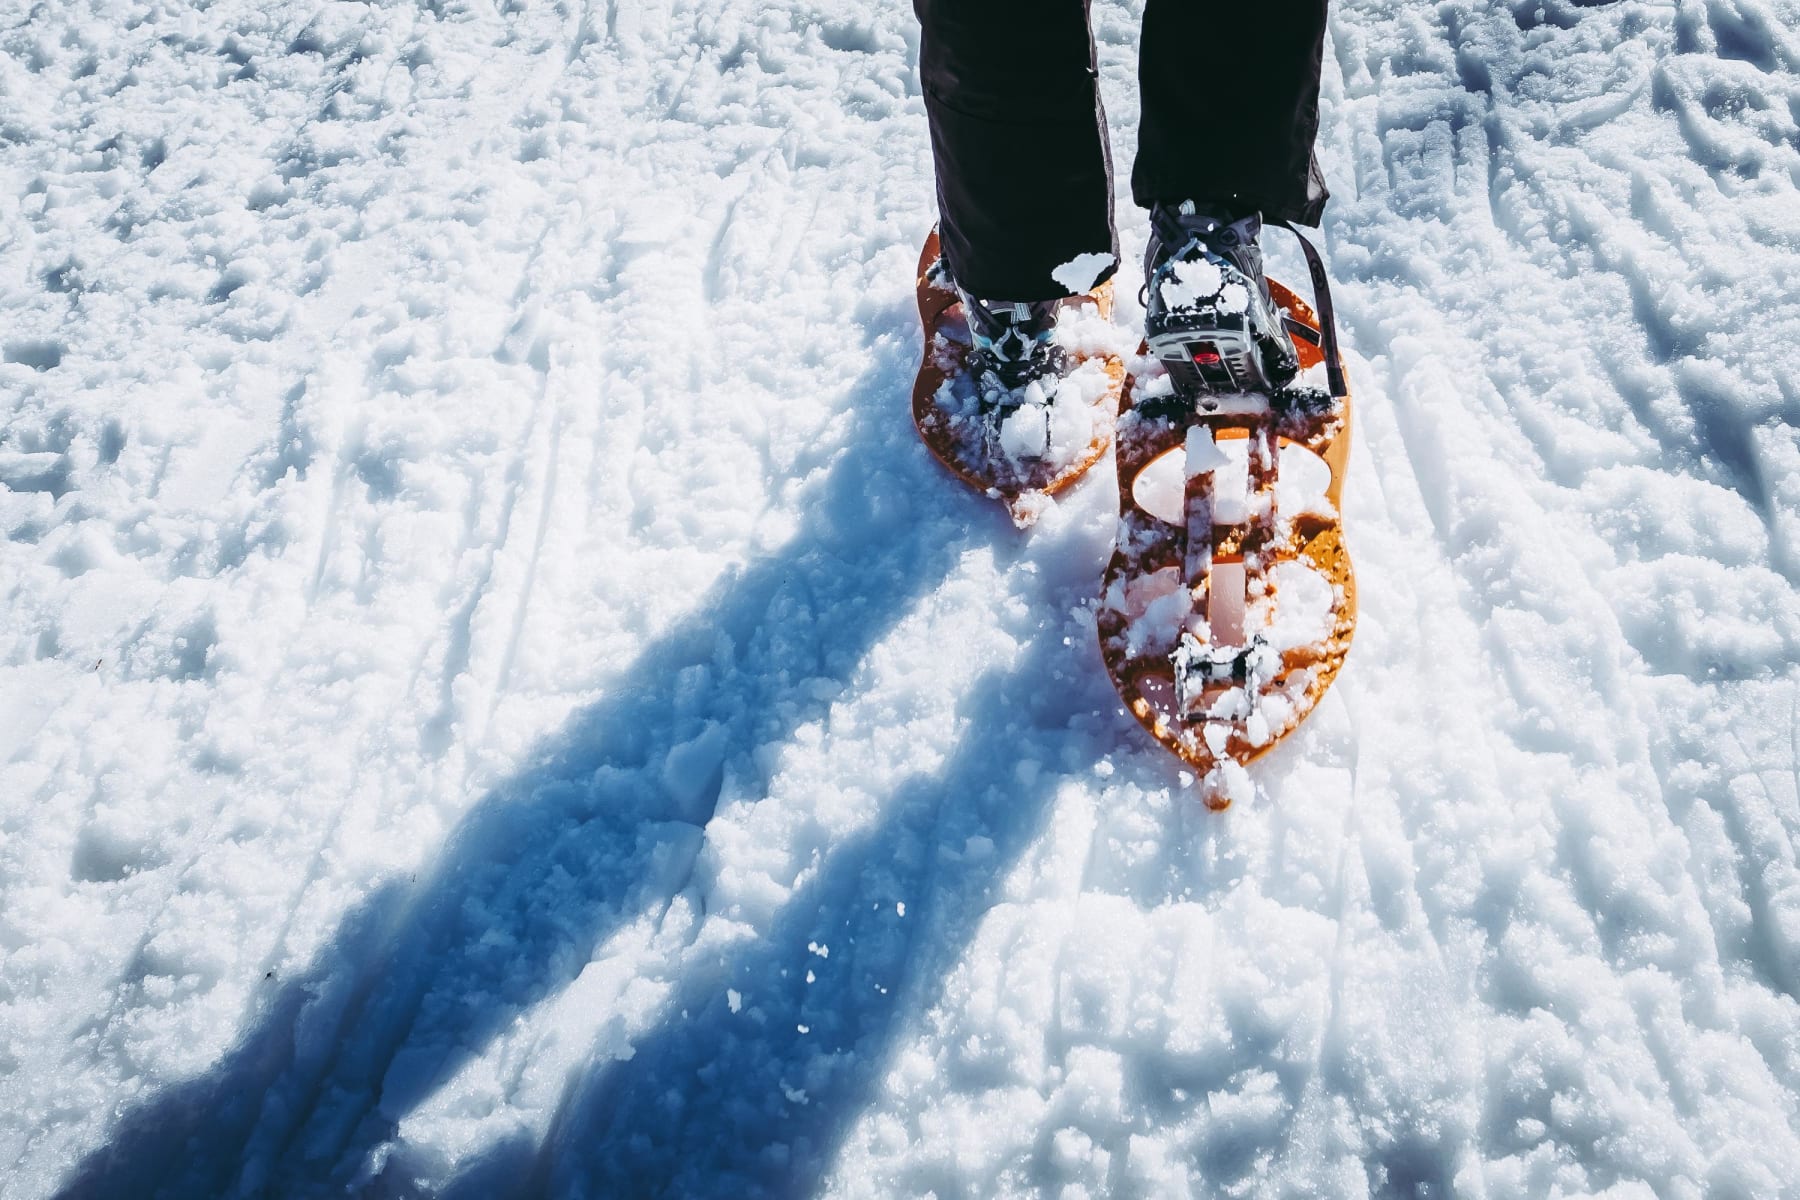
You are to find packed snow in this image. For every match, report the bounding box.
[3,0,1799,1197]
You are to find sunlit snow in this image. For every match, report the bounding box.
[4,0,1799,1198]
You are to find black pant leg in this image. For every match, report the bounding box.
[916,0,1117,299]
[1132,0,1330,225]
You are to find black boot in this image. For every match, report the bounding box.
[958,289,1071,406]
[1143,202,1299,400]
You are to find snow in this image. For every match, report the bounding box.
[1132,438,1335,525]
[3,0,1799,1197]
[996,400,1051,462]
[1159,257,1226,312]
[1051,252,1117,297]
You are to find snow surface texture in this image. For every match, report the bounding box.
[3,0,1799,1197]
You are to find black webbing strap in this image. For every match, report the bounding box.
[1274,220,1347,398]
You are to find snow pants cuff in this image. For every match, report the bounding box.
[918,0,1331,298]
[1131,0,1331,227]
[916,0,1119,300]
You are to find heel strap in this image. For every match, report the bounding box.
[1274,221,1347,398]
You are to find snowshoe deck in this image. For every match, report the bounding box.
[1096,278,1355,808]
[912,230,1125,525]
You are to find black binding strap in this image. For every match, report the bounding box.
[1274,220,1346,398]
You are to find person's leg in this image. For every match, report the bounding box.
[1131,0,1330,225]
[916,0,1117,299]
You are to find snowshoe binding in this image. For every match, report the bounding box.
[912,229,1126,526]
[1097,204,1356,808]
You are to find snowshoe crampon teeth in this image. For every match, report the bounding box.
[1096,278,1356,807]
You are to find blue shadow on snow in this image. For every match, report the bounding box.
[54,319,1109,1199]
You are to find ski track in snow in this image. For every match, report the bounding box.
[2,0,1798,1196]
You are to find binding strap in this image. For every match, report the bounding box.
[1274,220,1347,398]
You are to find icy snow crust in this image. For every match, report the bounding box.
[4,1,1800,1197]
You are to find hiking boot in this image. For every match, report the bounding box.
[1143,201,1299,399]
[957,289,1073,405]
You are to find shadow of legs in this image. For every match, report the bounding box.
[55,328,1021,1200]
[520,618,1103,1200]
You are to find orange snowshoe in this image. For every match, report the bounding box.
[1097,270,1355,808]
[911,230,1125,525]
